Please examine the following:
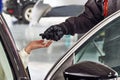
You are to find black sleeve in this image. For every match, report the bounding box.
[58,0,104,35]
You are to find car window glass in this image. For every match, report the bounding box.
[0,40,13,80]
[74,16,120,76]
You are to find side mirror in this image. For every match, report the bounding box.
[63,61,118,80]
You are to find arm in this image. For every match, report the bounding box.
[19,40,52,68]
[40,0,104,41]
[59,0,104,34]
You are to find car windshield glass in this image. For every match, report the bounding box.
[74,16,120,76]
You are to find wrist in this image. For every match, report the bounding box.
[25,46,32,54]
[19,48,30,68]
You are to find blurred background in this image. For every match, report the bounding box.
[3,0,87,79]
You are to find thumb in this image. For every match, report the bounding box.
[39,33,46,39]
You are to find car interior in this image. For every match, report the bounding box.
[74,17,120,75]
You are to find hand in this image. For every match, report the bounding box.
[40,25,65,41]
[25,40,52,54]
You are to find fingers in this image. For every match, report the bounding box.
[39,26,64,41]
[36,40,52,48]
[44,40,52,47]
[44,40,53,47]
[25,40,52,54]
[40,33,50,40]
[39,26,56,40]
[39,34,45,39]
[38,39,44,43]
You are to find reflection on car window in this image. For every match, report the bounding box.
[0,39,13,80]
[74,16,120,76]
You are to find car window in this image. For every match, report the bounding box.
[0,39,13,80]
[44,10,120,80]
[74,16,120,75]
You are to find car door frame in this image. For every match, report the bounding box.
[0,14,30,80]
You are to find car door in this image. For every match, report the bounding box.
[45,10,120,80]
[0,14,30,80]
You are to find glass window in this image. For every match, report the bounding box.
[0,39,13,80]
[74,16,120,75]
